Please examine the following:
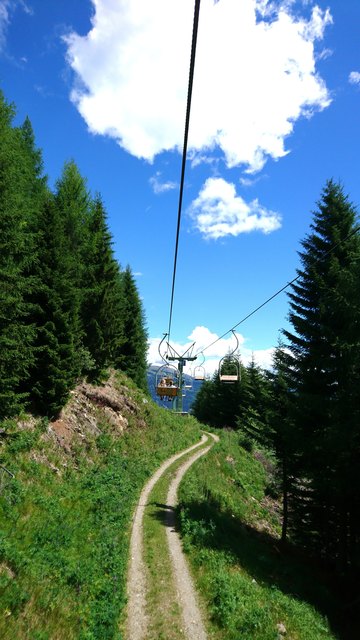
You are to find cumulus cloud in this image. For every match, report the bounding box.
[189,177,281,239]
[149,172,177,194]
[64,0,332,172]
[148,325,274,376]
[349,71,360,86]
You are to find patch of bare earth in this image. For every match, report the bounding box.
[40,371,143,460]
[12,370,146,476]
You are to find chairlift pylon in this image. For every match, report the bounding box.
[155,334,179,398]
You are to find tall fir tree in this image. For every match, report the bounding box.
[29,196,82,416]
[193,356,246,429]
[237,355,271,445]
[114,266,148,391]
[53,160,92,380]
[267,341,298,543]
[81,194,124,377]
[283,180,360,570]
[0,94,38,419]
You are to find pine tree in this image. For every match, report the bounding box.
[238,355,270,446]
[0,93,37,419]
[29,196,81,416]
[114,266,148,391]
[191,378,219,426]
[53,160,92,380]
[81,194,124,377]
[267,342,298,543]
[283,180,360,569]
[193,357,246,429]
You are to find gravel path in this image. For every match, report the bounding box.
[126,434,210,640]
[165,435,218,639]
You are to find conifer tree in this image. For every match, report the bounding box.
[267,342,297,543]
[238,355,270,445]
[193,357,246,429]
[81,194,124,377]
[191,378,220,426]
[114,266,148,391]
[53,160,91,380]
[29,196,81,416]
[284,180,360,569]
[0,93,37,418]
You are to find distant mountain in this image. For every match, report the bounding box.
[147,364,204,414]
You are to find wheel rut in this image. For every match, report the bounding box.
[125,433,218,640]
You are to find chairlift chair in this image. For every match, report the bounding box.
[193,352,206,381]
[155,364,179,398]
[218,330,240,384]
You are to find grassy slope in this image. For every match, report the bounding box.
[177,429,339,640]
[0,372,201,640]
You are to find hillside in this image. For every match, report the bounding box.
[0,371,352,640]
[0,370,201,640]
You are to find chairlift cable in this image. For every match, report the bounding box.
[195,224,360,357]
[167,0,201,345]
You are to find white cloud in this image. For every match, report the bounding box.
[349,71,360,86]
[0,1,33,53]
[149,171,177,194]
[0,0,11,52]
[147,325,274,377]
[64,0,332,173]
[316,47,332,61]
[189,177,281,239]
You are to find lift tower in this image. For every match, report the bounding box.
[167,342,197,414]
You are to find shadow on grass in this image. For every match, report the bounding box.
[150,496,358,640]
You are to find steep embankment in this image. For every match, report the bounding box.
[0,371,201,640]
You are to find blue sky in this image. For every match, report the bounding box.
[1,0,359,375]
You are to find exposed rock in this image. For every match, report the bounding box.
[277,621,287,635]
[14,370,145,458]
[103,406,128,432]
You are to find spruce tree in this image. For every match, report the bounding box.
[0,93,37,419]
[54,161,91,380]
[114,266,148,391]
[238,355,270,446]
[29,196,81,416]
[284,180,360,569]
[191,378,219,426]
[193,357,246,429]
[267,342,298,543]
[81,194,124,377]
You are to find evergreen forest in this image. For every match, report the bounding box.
[0,90,148,421]
[193,179,360,599]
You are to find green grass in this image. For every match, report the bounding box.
[0,372,201,640]
[177,429,339,640]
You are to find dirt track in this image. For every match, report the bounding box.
[125,433,218,640]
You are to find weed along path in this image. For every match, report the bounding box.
[125,432,218,640]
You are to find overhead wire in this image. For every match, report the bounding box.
[167,0,201,345]
[196,224,360,357]
[163,0,360,361]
